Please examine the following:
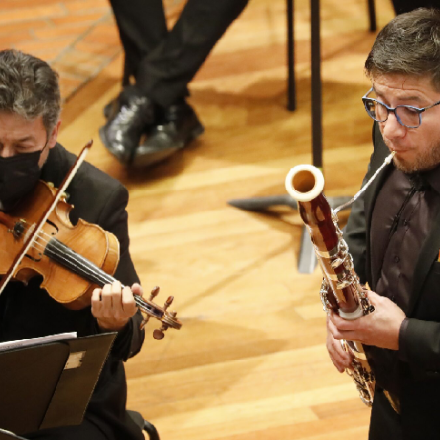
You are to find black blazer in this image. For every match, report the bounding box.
[344,124,440,438]
[0,144,145,439]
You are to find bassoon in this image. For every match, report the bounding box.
[284,162,390,406]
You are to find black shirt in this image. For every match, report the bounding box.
[369,164,440,395]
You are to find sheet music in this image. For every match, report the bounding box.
[0,428,25,439]
[0,332,77,352]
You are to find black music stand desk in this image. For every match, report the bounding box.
[0,429,27,440]
[0,333,116,436]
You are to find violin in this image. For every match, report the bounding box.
[0,144,181,340]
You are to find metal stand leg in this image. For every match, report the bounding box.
[229,0,373,273]
[287,0,296,111]
[228,195,352,273]
[286,0,375,111]
[311,0,322,170]
[367,0,377,32]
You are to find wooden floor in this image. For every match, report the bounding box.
[57,1,395,439]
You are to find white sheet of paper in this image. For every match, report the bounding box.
[0,332,77,352]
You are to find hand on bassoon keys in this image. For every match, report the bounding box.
[326,315,354,373]
[92,281,143,331]
[328,290,406,352]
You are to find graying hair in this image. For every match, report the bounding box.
[0,49,61,134]
[365,8,440,90]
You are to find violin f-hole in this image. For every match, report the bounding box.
[45,218,59,235]
[23,252,42,263]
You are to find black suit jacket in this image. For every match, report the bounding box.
[344,124,440,439]
[0,144,145,439]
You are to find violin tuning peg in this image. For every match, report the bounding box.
[149,286,160,301]
[153,329,165,340]
[163,296,174,311]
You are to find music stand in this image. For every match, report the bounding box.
[0,429,27,440]
[229,0,375,272]
[0,333,116,436]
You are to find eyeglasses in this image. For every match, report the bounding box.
[362,87,440,128]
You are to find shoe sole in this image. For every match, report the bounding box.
[131,122,205,168]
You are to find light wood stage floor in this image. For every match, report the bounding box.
[58,1,395,439]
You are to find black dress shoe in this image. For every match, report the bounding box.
[131,100,204,168]
[99,87,155,165]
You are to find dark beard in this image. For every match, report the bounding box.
[390,139,440,173]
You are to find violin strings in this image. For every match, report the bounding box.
[15,220,150,311]
[18,221,117,289]
[32,233,147,308]
[31,229,148,309]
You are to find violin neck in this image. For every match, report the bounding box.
[44,237,117,288]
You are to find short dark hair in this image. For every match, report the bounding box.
[0,49,61,134]
[365,8,440,90]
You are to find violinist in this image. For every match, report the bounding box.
[0,49,146,440]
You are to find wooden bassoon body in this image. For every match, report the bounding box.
[285,164,375,406]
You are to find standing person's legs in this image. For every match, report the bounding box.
[100,0,170,164]
[126,0,249,167]
[108,0,168,84]
[101,0,249,167]
[136,0,249,108]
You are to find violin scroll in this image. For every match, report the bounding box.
[136,286,182,339]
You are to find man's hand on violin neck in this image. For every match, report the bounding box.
[92,281,142,331]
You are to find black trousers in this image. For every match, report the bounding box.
[392,0,440,14]
[108,0,249,108]
[369,388,402,440]
[25,413,143,440]
[26,419,108,440]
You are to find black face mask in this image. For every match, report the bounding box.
[0,150,43,212]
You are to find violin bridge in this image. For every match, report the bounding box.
[22,221,35,242]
